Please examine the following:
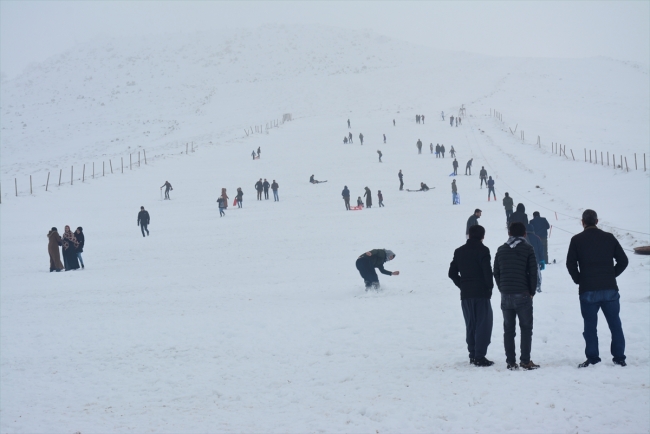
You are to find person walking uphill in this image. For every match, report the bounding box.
[342,185,351,210]
[263,179,270,200]
[359,133,364,145]
[398,170,404,191]
[364,187,372,208]
[61,225,80,271]
[466,209,482,238]
[416,139,422,154]
[161,181,172,200]
[378,190,384,207]
[137,206,150,237]
[487,176,496,201]
[47,227,64,272]
[510,203,529,225]
[356,249,400,291]
[271,180,279,201]
[75,227,85,269]
[221,188,229,209]
[566,209,629,368]
[449,225,495,366]
[479,167,488,188]
[493,222,540,370]
[255,178,263,200]
[530,211,550,262]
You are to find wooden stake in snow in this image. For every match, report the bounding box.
[71,166,73,185]
[30,175,32,194]
[635,153,637,170]
[570,149,575,161]
[601,152,603,165]
[15,178,17,196]
[625,157,629,172]
[121,157,124,173]
[607,152,609,166]
[110,160,113,174]
[83,164,85,182]
[143,150,147,164]
[46,172,50,191]
[584,148,587,162]
[186,143,188,154]
[59,169,62,186]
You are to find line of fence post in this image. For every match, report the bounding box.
[613,154,616,169]
[46,172,50,191]
[634,153,637,170]
[625,157,629,172]
[59,169,62,186]
[103,161,105,176]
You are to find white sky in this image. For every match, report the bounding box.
[1,0,648,78]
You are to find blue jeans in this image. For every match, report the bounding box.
[140,223,149,236]
[579,290,625,363]
[273,190,279,201]
[505,209,513,224]
[76,252,84,267]
[501,293,534,364]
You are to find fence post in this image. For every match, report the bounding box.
[46,172,50,191]
[121,157,123,173]
[607,152,609,166]
[144,150,147,164]
[71,166,73,185]
[601,152,603,165]
[625,157,628,172]
[93,162,95,179]
[645,154,647,171]
[59,169,62,186]
[83,164,85,182]
[620,155,623,170]
[30,175,32,194]
[110,160,113,174]
[584,148,586,162]
[595,151,597,164]
[635,153,637,170]
[613,154,615,169]
[103,161,105,176]
[130,154,132,170]
[186,143,188,154]
[15,178,17,196]
[139,151,141,167]
[570,149,575,160]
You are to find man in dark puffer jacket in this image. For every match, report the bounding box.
[448,225,494,367]
[355,249,400,291]
[566,209,628,368]
[493,222,539,370]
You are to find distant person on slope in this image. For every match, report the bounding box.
[452,159,459,176]
[251,150,256,160]
[503,193,514,226]
[161,181,172,200]
[377,150,383,163]
[236,188,243,208]
[487,176,496,201]
[342,186,351,210]
[257,147,261,158]
[61,225,80,271]
[137,206,150,237]
[221,188,229,209]
[452,179,459,205]
[364,187,372,208]
[479,166,488,188]
[271,180,279,201]
[419,182,430,191]
[47,227,64,272]
[343,136,348,144]
[357,196,364,208]
[348,132,353,143]
[355,249,399,291]
[417,139,422,154]
[75,227,85,269]
[255,178,263,200]
[530,212,550,262]
[441,111,445,120]
[310,174,325,184]
[383,134,386,144]
[347,118,351,129]
[421,114,425,124]
[378,190,384,207]
[441,144,446,158]
[434,143,439,156]
[450,115,455,126]
[465,158,473,176]
[450,146,456,158]
[398,170,404,190]
[359,133,364,145]
[217,197,226,216]
[466,209,482,239]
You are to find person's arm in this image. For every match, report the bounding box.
[566,238,580,284]
[493,251,501,288]
[527,247,538,296]
[376,263,394,276]
[482,250,494,291]
[448,256,461,288]
[613,238,629,277]
[544,218,550,231]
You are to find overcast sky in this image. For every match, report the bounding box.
[1,0,648,78]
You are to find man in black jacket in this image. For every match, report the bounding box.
[137,206,150,237]
[342,186,351,210]
[509,203,529,225]
[466,209,481,238]
[355,249,399,291]
[74,227,85,269]
[448,225,494,366]
[493,222,539,370]
[263,179,270,200]
[530,211,550,262]
[255,178,263,200]
[566,209,629,368]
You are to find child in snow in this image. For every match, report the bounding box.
[378,190,384,207]
[357,197,364,208]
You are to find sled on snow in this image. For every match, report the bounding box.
[350,205,364,210]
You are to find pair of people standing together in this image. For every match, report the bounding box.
[48,226,85,271]
[449,209,628,370]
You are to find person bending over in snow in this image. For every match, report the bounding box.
[356,249,400,291]
[160,181,172,199]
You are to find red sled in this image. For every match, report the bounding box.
[233,199,238,206]
[350,205,364,210]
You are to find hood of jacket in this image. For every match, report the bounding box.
[516,203,525,212]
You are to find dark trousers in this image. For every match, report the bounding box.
[453,167,458,175]
[501,293,534,364]
[264,189,269,199]
[488,187,496,199]
[505,209,513,225]
[237,198,243,208]
[466,166,471,175]
[399,179,404,190]
[344,197,350,210]
[541,237,548,262]
[257,191,262,200]
[140,223,149,237]
[355,256,378,287]
[461,298,493,359]
[164,189,170,199]
[480,177,487,187]
[580,290,625,363]
[379,200,384,207]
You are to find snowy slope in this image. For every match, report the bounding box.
[1,25,649,433]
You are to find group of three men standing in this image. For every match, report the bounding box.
[449,209,628,369]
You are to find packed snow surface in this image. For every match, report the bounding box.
[1,25,649,433]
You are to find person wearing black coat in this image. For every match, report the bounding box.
[566,209,628,368]
[263,179,270,200]
[466,209,482,238]
[342,186,351,210]
[398,170,404,190]
[74,227,85,269]
[509,203,529,226]
[364,187,372,208]
[526,224,544,293]
[452,159,459,175]
[493,222,539,370]
[137,206,150,237]
[255,179,263,200]
[530,212,550,262]
[448,225,494,366]
[356,249,399,290]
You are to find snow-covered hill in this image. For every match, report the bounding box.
[1,25,649,433]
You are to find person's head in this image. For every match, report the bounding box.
[533,211,540,217]
[582,209,598,227]
[468,225,485,240]
[488,176,492,180]
[385,249,396,261]
[505,192,509,197]
[452,179,456,183]
[474,208,482,217]
[264,178,267,181]
[140,206,145,210]
[76,227,83,233]
[51,227,57,232]
[508,222,526,237]
[482,166,484,169]
[378,190,381,193]
[64,225,71,232]
[344,185,347,189]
